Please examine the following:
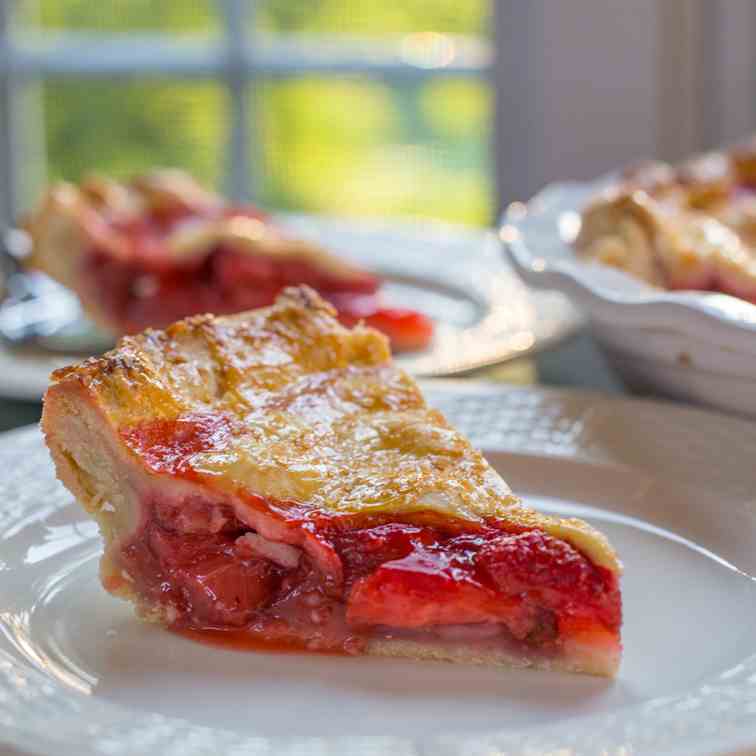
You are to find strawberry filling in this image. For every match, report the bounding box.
[114,415,621,657]
[115,498,620,657]
[331,293,435,353]
[80,206,433,351]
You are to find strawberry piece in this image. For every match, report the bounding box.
[174,554,276,628]
[331,292,434,352]
[146,523,226,565]
[478,531,601,596]
[559,615,621,653]
[361,309,434,352]
[477,530,621,631]
[328,522,436,590]
[349,547,494,627]
[213,247,279,288]
[347,544,536,638]
[139,522,278,627]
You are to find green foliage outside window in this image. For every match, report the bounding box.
[33,1,491,225]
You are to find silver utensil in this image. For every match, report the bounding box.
[0,227,112,354]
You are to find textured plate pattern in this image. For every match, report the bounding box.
[0,217,580,400]
[3,383,756,756]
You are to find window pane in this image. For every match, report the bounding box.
[256,0,489,37]
[255,76,492,225]
[23,1,219,35]
[42,80,225,187]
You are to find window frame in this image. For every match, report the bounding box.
[490,0,756,207]
[0,0,492,226]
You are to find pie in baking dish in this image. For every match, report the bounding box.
[42,286,622,676]
[576,140,756,303]
[24,170,433,352]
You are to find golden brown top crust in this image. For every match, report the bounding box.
[25,169,366,284]
[576,142,756,290]
[49,287,620,572]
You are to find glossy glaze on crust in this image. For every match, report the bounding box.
[47,286,619,572]
[576,141,756,302]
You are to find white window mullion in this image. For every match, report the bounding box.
[703,0,756,148]
[657,1,756,158]
[657,0,708,162]
[2,2,492,216]
[492,1,547,210]
[221,0,252,203]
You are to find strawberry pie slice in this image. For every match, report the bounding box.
[25,170,433,352]
[42,286,622,676]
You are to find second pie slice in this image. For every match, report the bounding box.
[24,170,433,352]
[42,286,622,676]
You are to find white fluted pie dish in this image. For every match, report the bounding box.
[499,178,756,417]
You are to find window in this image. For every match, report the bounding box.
[0,1,493,227]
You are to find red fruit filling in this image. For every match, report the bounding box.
[114,493,620,656]
[120,413,233,479]
[115,415,620,656]
[333,294,435,353]
[79,206,433,351]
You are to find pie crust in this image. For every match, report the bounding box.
[576,141,756,302]
[25,170,433,351]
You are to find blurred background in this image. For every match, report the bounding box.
[1,0,493,226]
[2,0,755,230]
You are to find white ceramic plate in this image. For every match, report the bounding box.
[3,381,756,756]
[499,179,756,416]
[0,217,580,400]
